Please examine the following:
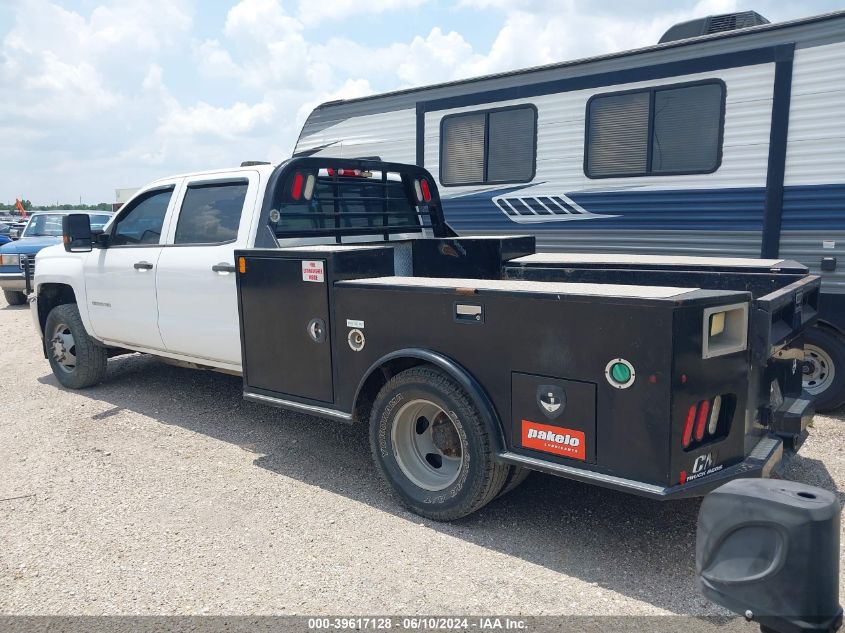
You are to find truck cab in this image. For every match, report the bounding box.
[32,165,275,372]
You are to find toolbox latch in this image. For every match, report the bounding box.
[455,303,484,324]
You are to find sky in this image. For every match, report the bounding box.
[0,0,841,204]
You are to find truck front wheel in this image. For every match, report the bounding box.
[803,326,845,412]
[45,303,108,389]
[3,289,26,306]
[369,367,509,520]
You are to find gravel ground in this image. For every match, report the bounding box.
[0,295,842,616]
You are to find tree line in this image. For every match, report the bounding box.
[0,200,113,212]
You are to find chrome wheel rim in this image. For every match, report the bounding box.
[49,322,77,373]
[804,343,834,395]
[391,399,464,491]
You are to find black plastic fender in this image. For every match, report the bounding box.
[353,348,507,454]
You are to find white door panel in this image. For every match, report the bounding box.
[156,172,258,365]
[83,183,180,348]
[84,247,164,348]
[156,244,242,363]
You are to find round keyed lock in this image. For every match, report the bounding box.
[307,318,327,343]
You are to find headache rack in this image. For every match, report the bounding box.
[252,157,455,248]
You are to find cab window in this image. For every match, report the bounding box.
[110,187,174,246]
[174,180,248,245]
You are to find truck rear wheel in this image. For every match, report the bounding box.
[497,465,531,499]
[45,303,108,389]
[3,289,26,306]
[369,367,508,520]
[803,326,845,413]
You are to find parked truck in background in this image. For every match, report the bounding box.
[29,157,818,520]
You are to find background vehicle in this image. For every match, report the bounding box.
[294,9,845,412]
[0,211,112,305]
[0,223,11,245]
[32,158,817,520]
[7,220,27,240]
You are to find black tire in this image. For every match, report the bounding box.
[45,303,108,389]
[3,289,26,305]
[803,326,845,413]
[369,366,509,521]
[497,465,532,499]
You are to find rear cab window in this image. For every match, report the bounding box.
[166,172,257,247]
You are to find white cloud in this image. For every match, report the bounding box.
[0,0,835,204]
[296,0,431,26]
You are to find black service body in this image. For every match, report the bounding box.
[234,157,820,501]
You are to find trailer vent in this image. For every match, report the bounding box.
[658,11,770,43]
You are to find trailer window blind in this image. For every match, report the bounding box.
[587,92,650,177]
[487,107,536,183]
[651,83,722,173]
[441,113,485,185]
[586,81,724,178]
[440,105,536,186]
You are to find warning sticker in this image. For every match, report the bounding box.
[302,260,325,283]
[521,420,586,461]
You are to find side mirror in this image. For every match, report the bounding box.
[62,214,93,253]
[697,479,842,633]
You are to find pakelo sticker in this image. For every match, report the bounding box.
[521,420,586,461]
[301,260,325,283]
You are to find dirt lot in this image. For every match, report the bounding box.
[0,295,842,616]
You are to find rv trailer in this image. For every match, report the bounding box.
[294,10,845,411]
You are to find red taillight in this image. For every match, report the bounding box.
[682,404,697,448]
[291,172,304,200]
[420,178,432,202]
[694,399,710,442]
[327,168,364,177]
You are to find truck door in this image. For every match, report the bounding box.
[154,172,258,367]
[84,184,179,349]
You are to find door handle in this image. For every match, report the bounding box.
[133,261,154,270]
[212,262,236,273]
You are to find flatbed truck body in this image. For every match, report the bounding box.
[231,158,818,515]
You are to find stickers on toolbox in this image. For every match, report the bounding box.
[301,260,325,283]
[522,420,586,461]
[512,372,597,463]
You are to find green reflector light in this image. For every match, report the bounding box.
[611,362,632,383]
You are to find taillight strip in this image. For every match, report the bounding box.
[682,404,697,448]
[694,399,711,442]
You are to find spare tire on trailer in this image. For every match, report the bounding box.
[369,366,509,521]
[803,326,845,413]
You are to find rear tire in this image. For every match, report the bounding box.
[497,465,532,499]
[45,303,108,389]
[369,366,508,521]
[3,289,26,306]
[803,326,845,413]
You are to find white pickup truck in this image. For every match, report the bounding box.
[29,157,819,520]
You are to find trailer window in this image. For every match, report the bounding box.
[174,180,248,245]
[586,81,725,178]
[440,105,536,186]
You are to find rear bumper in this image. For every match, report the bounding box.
[498,434,786,500]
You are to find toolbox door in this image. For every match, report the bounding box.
[512,373,597,464]
[239,257,334,403]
